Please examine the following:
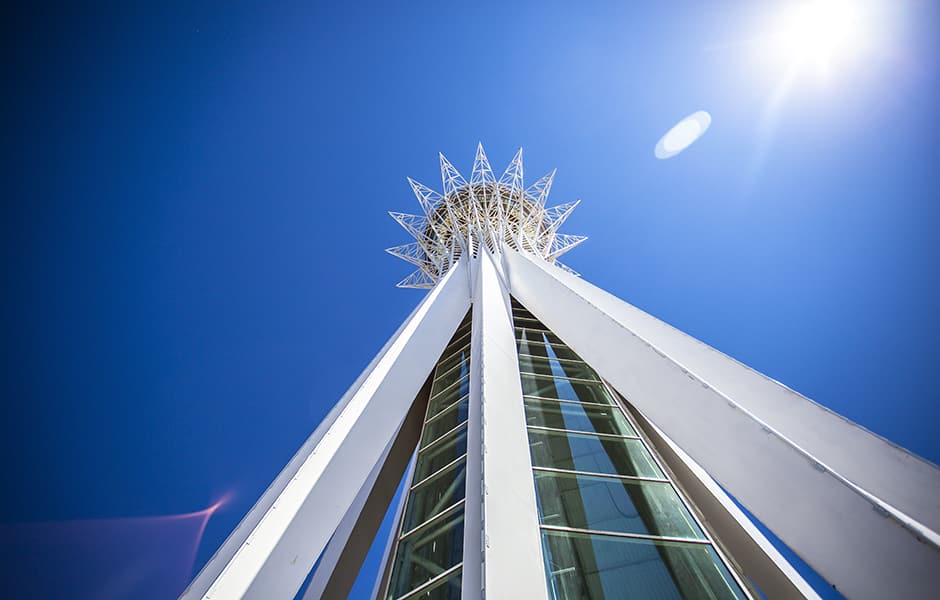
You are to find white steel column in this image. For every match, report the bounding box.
[505,248,940,600]
[476,249,549,598]
[181,260,471,600]
[301,376,429,600]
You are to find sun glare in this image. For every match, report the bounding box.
[773,0,867,73]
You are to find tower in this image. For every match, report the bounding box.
[182,146,940,600]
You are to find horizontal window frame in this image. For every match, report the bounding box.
[429,372,470,403]
[526,424,641,442]
[424,394,469,427]
[399,499,466,542]
[520,370,603,386]
[393,563,463,600]
[532,465,671,484]
[420,420,468,453]
[411,453,468,490]
[517,352,588,366]
[523,394,612,409]
[433,354,470,384]
[540,524,714,546]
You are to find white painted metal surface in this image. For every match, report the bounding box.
[628,402,820,599]
[477,249,549,599]
[181,260,470,599]
[505,247,940,599]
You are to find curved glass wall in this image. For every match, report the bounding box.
[512,299,749,600]
[385,311,471,600]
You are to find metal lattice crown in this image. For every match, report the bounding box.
[387,144,587,289]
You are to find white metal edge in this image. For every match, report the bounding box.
[370,455,417,600]
[629,401,821,599]
[514,249,940,533]
[188,260,471,599]
[461,253,483,600]
[478,248,549,598]
[301,433,394,599]
[504,248,940,599]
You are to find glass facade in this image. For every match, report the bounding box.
[512,299,749,600]
[385,311,472,600]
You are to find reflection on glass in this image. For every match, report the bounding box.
[422,397,469,446]
[525,398,636,437]
[534,471,703,540]
[528,429,663,480]
[389,509,465,599]
[521,374,611,405]
[398,567,462,600]
[542,530,747,600]
[415,426,468,482]
[434,359,470,394]
[519,355,600,381]
[403,459,468,532]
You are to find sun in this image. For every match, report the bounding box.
[772,0,867,73]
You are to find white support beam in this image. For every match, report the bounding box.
[504,248,940,600]
[181,260,471,600]
[475,249,549,598]
[623,398,820,599]
[301,377,429,600]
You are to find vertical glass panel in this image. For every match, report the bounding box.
[528,429,663,480]
[403,459,467,532]
[521,374,612,405]
[519,355,600,381]
[542,530,747,600]
[389,509,465,599]
[415,425,468,482]
[525,398,636,437]
[421,397,469,446]
[534,471,704,540]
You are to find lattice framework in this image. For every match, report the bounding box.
[387,145,586,288]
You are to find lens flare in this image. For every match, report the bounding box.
[2,494,233,600]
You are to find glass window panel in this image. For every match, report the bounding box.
[433,359,470,395]
[395,567,462,600]
[403,459,467,532]
[429,373,470,408]
[521,374,612,405]
[519,355,600,382]
[528,429,663,480]
[415,425,468,482]
[541,530,746,600]
[524,398,636,437]
[515,331,582,362]
[534,471,704,540]
[389,509,465,599]
[427,392,468,421]
[422,397,469,446]
[437,339,470,371]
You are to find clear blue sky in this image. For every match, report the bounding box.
[4,1,938,598]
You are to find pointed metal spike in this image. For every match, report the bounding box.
[396,269,435,289]
[407,177,441,217]
[471,143,496,185]
[544,200,580,235]
[498,147,524,192]
[525,169,556,207]
[547,234,588,260]
[439,153,468,197]
[385,242,429,268]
